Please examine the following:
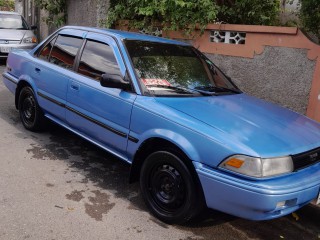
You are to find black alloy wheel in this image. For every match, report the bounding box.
[18,86,45,131]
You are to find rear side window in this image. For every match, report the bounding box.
[77,40,121,81]
[49,35,83,70]
[38,36,57,61]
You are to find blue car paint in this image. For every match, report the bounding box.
[195,161,320,220]
[2,26,320,221]
[156,94,320,158]
[66,75,136,155]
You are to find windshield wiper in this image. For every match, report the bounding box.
[194,86,241,94]
[147,85,219,96]
[191,88,217,96]
[146,85,197,95]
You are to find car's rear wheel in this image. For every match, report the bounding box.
[18,86,45,131]
[140,150,203,224]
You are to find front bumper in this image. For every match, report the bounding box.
[195,162,320,220]
[0,43,37,58]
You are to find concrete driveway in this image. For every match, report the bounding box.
[0,62,319,240]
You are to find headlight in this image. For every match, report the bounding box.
[219,155,294,178]
[22,36,37,43]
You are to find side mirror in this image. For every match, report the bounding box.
[30,25,37,30]
[100,73,131,90]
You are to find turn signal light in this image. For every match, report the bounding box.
[225,158,244,168]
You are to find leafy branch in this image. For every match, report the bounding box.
[216,0,280,26]
[34,0,67,28]
[299,0,320,42]
[106,0,219,35]
[0,0,15,11]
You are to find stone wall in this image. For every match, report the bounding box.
[206,47,315,115]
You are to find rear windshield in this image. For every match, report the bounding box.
[0,14,29,30]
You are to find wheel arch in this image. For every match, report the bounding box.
[15,76,37,109]
[130,137,207,216]
[130,137,201,185]
[15,80,32,109]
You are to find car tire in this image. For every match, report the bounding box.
[18,86,45,131]
[140,150,203,224]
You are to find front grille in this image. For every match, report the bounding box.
[0,40,20,44]
[292,147,320,171]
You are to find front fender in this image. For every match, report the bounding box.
[127,128,201,163]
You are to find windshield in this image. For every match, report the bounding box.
[125,40,240,97]
[0,14,29,30]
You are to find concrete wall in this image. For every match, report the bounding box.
[280,0,300,25]
[34,0,110,41]
[206,47,315,114]
[67,0,109,27]
[38,9,49,41]
[15,1,23,14]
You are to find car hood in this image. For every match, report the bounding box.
[156,93,320,157]
[0,29,28,41]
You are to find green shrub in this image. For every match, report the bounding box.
[0,0,15,11]
[216,0,280,25]
[34,0,67,27]
[106,0,219,34]
[299,0,320,41]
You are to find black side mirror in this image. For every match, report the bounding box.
[30,25,37,30]
[100,73,131,90]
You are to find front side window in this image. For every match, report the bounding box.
[49,35,83,70]
[77,40,121,81]
[125,40,240,96]
[0,14,28,29]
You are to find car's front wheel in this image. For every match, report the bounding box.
[18,86,45,131]
[140,150,203,224]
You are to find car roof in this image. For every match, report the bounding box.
[61,26,190,46]
[0,11,21,15]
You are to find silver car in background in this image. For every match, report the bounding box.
[0,11,37,59]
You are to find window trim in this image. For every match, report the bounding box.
[37,35,57,62]
[35,34,57,59]
[44,34,84,71]
[33,27,137,94]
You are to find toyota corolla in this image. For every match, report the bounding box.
[3,26,320,224]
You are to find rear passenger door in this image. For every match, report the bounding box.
[66,33,136,157]
[33,29,85,121]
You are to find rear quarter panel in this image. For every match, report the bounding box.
[6,50,38,93]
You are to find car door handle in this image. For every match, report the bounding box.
[35,67,41,73]
[70,83,79,91]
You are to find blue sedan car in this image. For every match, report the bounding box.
[3,26,320,224]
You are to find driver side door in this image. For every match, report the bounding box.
[66,33,136,158]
